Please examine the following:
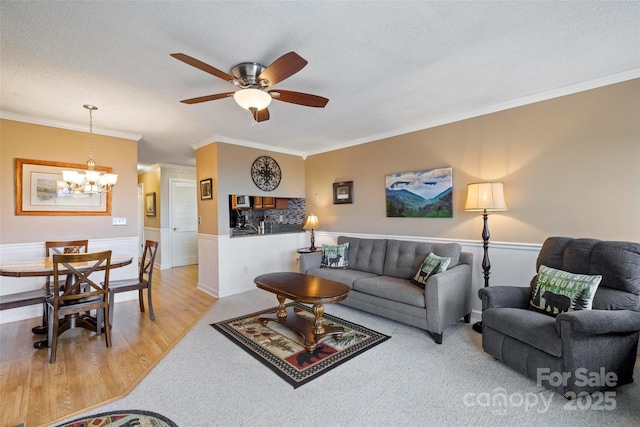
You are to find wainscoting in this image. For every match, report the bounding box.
[312,232,542,322]
[196,230,542,319]
[0,236,139,324]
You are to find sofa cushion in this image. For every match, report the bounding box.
[483,307,562,357]
[320,243,350,269]
[383,240,461,279]
[305,267,377,289]
[337,236,387,275]
[353,276,426,308]
[410,253,450,288]
[529,265,601,316]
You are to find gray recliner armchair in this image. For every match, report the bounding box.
[478,237,640,397]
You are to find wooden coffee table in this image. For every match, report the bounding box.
[254,272,350,352]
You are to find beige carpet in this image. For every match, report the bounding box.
[59,289,640,426]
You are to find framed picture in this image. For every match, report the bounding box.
[200,178,213,200]
[385,167,453,218]
[145,192,156,216]
[333,181,354,204]
[15,158,112,216]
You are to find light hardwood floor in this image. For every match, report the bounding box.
[0,264,217,427]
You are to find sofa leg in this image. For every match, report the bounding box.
[463,313,471,323]
[432,332,443,344]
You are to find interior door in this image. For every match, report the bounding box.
[170,180,198,267]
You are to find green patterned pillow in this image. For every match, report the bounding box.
[529,265,602,316]
[321,243,350,269]
[411,253,451,288]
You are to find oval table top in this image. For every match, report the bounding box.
[254,272,350,304]
[0,255,134,278]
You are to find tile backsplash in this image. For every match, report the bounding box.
[231,197,306,233]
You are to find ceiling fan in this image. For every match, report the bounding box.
[171,51,329,122]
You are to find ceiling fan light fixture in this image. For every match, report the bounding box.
[233,88,271,111]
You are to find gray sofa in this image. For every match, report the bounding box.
[299,236,473,344]
[479,237,640,397]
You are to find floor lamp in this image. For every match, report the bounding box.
[464,182,507,333]
[303,214,320,251]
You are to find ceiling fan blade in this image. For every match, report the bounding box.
[171,53,235,82]
[269,90,329,108]
[251,107,270,122]
[258,52,308,86]
[180,92,235,104]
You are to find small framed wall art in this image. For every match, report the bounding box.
[200,178,213,200]
[145,192,156,216]
[333,181,354,204]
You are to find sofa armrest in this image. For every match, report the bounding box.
[299,251,323,274]
[478,286,531,310]
[423,263,472,333]
[556,309,640,336]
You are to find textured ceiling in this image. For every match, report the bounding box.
[1,1,639,169]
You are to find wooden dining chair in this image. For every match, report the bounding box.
[31,240,90,334]
[108,240,158,326]
[47,250,112,363]
[45,240,89,290]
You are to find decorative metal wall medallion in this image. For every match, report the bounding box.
[251,156,281,191]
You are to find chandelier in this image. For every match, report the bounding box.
[60,105,117,195]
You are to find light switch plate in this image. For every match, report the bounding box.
[112,217,127,226]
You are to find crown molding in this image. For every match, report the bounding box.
[191,134,307,159]
[137,163,195,174]
[304,68,640,156]
[0,111,143,141]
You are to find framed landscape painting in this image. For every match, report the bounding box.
[385,167,453,218]
[15,158,111,216]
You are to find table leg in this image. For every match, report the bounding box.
[312,303,325,335]
[276,294,287,318]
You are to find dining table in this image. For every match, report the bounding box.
[0,254,134,348]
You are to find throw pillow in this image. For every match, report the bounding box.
[321,243,350,269]
[529,265,602,316]
[411,253,451,288]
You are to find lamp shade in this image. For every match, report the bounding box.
[464,182,507,211]
[233,88,272,110]
[303,214,320,230]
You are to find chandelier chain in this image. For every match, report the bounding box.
[88,107,94,161]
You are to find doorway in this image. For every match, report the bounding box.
[169,179,198,267]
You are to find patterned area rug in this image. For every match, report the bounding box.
[212,302,390,388]
[53,409,178,427]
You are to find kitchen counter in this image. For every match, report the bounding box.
[230,225,304,238]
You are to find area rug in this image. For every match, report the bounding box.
[212,302,390,388]
[53,409,178,426]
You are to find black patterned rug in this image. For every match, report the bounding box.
[53,409,178,426]
[212,302,390,388]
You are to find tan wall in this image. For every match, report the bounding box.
[1,119,138,244]
[196,143,218,235]
[138,167,161,229]
[305,79,640,244]
[211,142,306,235]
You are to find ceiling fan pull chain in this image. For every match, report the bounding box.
[250,107,258,127]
